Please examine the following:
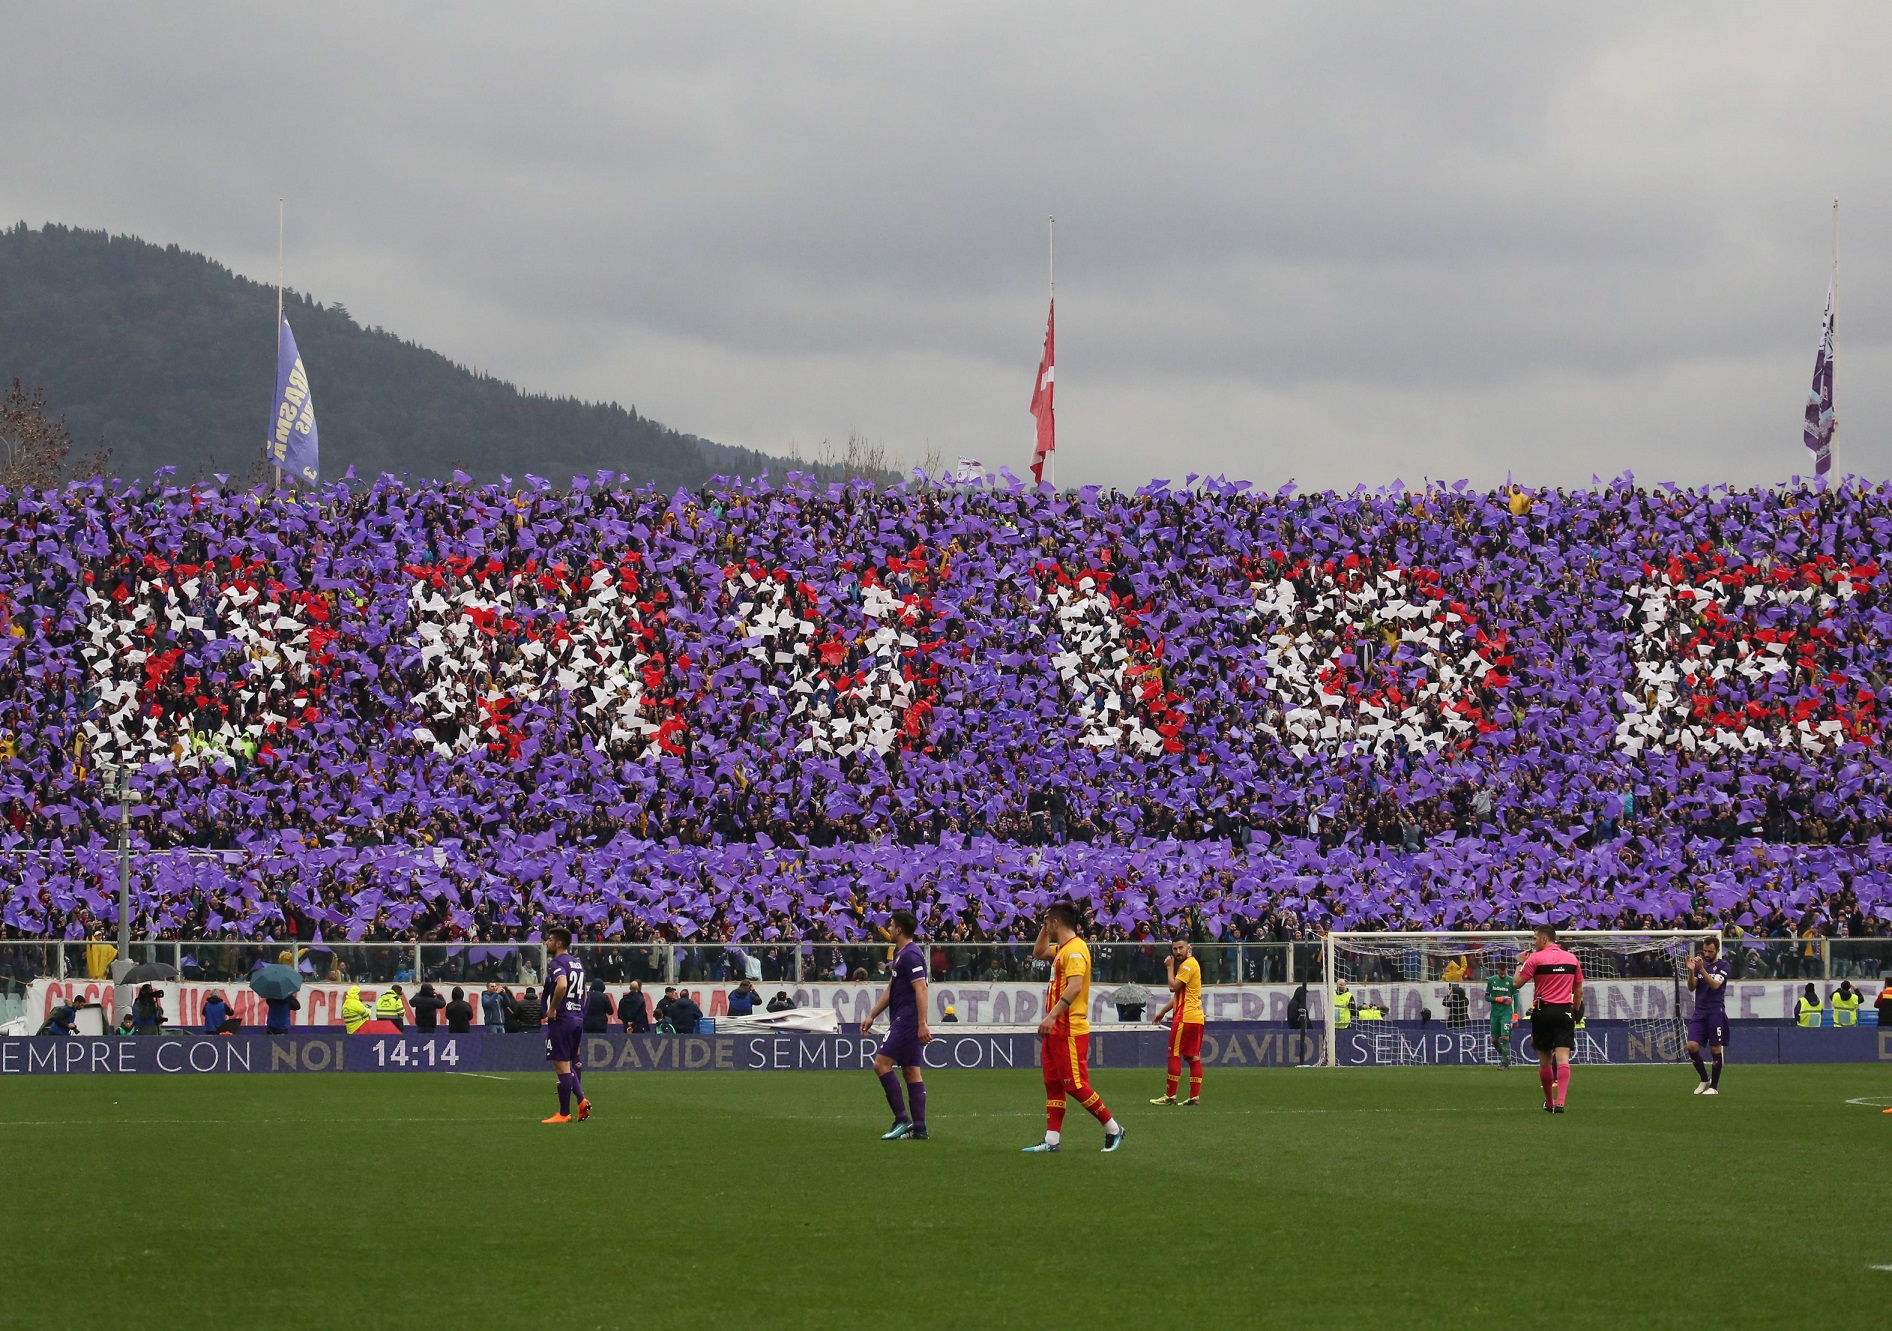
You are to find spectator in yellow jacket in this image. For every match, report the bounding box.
[86,932,117,980]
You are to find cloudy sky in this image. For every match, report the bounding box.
[3,3,1886,490]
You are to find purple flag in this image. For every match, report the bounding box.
[267,316,320,483]
[1803,278,1835,475]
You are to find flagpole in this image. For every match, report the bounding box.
[1831,196,1839,472]
[1048,214,1054,303]
[274,198,284,491]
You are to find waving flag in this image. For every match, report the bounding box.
[1030,301,1055,488]
[267,316,319,484]
[1803,279,1835,476]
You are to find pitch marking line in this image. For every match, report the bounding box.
[1844,1096,1892,1108]
[0,1116,531,1127]
[1871,1265,1892,1272]
[452,1072,512,1081]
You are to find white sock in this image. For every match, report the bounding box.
[1045,1130,1061,1146]
[1104,1118,1121,1134]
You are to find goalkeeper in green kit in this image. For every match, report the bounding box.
[1484,968,1518,1068]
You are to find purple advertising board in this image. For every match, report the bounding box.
[1,1023,1884,1076]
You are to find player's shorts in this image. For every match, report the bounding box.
[1042,1029,1091,1092]
[879,1025,925,1068]
[545,1018,584,1066]
[1170,1020,1204,1060]
[1530,1003,1577,1051]
[1686,1011,1730,1048]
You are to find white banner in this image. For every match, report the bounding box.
[21,976,1870,1033]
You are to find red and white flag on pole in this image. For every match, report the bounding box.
[1030,300,1055,487]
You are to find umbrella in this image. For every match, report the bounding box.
[248,964,303,1000]
[120,961,178,982]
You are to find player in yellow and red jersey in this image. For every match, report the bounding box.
[1150,937,1205,1106]
[1022,902,1125,1154]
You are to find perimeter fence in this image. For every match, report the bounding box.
[3,935,1885,998]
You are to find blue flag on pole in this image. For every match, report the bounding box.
[267,316,319,483]
[1803,279,1835,476]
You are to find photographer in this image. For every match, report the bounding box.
[1113,980,1151,1023]
[132,984,165,1035]
[202,990,232,1034]
[727,977,761,1018]
[36,1002,78,1037]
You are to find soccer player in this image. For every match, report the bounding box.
[860,909,931,1140]
[1023,903,1125,1153]
[1149,937,1204,1105]
[1484,963,1518,1069]
[1514,925,1583,1114]
[1685,936,1731,1096]
[540,927,591,1124]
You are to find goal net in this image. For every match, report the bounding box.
[1324,931,1719,1068]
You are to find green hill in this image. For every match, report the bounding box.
[0,222,836,488]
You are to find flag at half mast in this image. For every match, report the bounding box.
[1030,300,1055,487]
[267,316,319,484]
[1804,278,1835,476]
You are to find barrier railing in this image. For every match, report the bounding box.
[1,938,1331,991]
[5,935,1879,997]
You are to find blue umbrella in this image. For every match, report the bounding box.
[248,964,302,1000]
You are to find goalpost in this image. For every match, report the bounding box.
[1323,930,1721,1068]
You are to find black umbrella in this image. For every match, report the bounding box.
[120,961,179,982]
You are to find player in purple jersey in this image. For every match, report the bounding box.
[541,927,591,1124]
[860,910,931,1140]
[1685,937,1731,1097]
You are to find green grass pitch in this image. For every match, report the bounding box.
[2,1063,1888,1329]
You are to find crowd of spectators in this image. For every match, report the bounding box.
[0,470,1886,944]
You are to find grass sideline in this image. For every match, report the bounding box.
[1,1064,1887,1329]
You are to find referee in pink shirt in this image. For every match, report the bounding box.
[1514,925,1584,1114]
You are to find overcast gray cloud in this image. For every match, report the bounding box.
[2,2,1886,489]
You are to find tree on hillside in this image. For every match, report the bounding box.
[0,379,72,487]
[0,378,114,486]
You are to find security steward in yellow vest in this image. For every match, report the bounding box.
[1794,985,1824,1028]
[341,986,371,1034]
[1333,983,1356,1029]
[1830,983,1861,1027]
[375,984,407,1031]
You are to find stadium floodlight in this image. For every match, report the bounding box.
[1323,930,1722,1068]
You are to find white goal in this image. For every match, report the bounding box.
[1324,930,1721,1067]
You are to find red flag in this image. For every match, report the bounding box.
[1030,300,1055,487]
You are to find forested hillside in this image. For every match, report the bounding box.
[0,222,821,487]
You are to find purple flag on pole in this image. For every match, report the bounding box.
[267,316,320,483]
[1803,278,1835,476]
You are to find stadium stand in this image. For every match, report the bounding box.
[0,472,1887,946]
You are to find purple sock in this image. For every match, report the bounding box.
[1690,1052,1708,1081]
[1710,1055,1722,1089]
[878,1069,908,1122]
[572,1071,584,1104]
[557,1072,572,1115]
[906,1079,927,1130]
